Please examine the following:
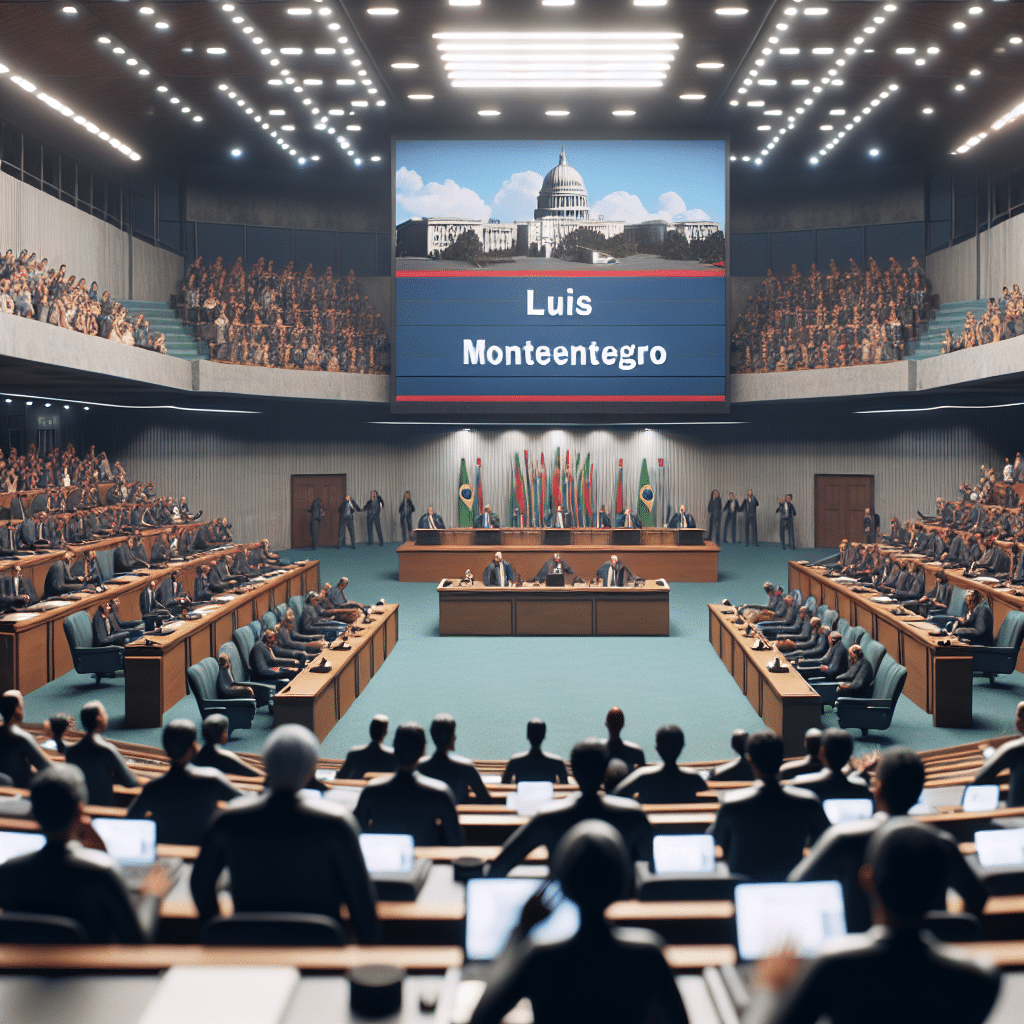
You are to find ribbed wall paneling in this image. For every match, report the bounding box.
[86,410,1006,551]
[981,215,1024,301]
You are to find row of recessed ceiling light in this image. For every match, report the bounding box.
[215,84,318,165]
[951,29,1022,155]
[0,59,141,161]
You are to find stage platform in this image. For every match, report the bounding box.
[399,528,718,583]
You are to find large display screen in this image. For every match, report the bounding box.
[393,138,727,412]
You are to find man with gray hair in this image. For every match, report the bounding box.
[190,724,378,941]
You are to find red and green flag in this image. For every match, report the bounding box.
[637,458,655,527]
[513,453,526,524]
[582,453,592,525]
[474,458,484,518]
[615,459,624,515]
[551,446,562,513]
[458,457,474,526]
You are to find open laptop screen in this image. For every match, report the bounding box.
[961,785,1001,813]
[734,881,847,961]
[974,827,1024,868]
[359,833,415,874]
[0,830,46,864]
[822,798,875,825]
[507,781,554,816]
[91,817,157,865]
[652,834,716,874]
[465,879,580,962]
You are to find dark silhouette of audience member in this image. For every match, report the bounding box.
[0,690,50,787]
[192,714,262,777]
[501,719,569,784]
[469,820,687,1024]
[42,712,74,754]
[337,714,399,779]
[127,720,243,845]
[710,728,755,781]
[0,764,164,942]
[761,823,1000,1024]
[790,747,987,932]
[353,722,463,845]
[785,728,870,801]
[972,700,1024,807]
[613,725,706,804]
[191,724,379,940]
[487,739,654,877]
[708,730,830,881]
[63,701,138,806]
[777,728,823,780]
[417,713,496,803]
[602,706,645,771]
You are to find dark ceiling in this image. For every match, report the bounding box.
[1,0,1022,181]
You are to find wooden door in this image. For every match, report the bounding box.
[814,474,874,548]
[290,474,346,548]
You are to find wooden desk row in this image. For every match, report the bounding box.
[787,562,975,727]
[121,560,322,727]
[437,580,671,636]
[0,544,249,694]
[273,604,399,740]
[708,604,823,757]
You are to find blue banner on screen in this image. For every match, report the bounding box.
[393,139,727,408]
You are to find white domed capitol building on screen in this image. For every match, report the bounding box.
[396,147,719,259]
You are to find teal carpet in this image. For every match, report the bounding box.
[22,542,1024,764]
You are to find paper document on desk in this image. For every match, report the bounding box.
[138,966,299,1024]
[2,612,41,621]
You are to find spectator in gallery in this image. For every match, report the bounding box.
[613,724,705,804]
[501,719,569,785]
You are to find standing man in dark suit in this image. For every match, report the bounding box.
[863,506,877,544]
[596,554,633,588]
[531,553,575,581]
[398,491,415,542]
[706,490,722,543]
[722,492,740,543]
[338,494,358,549]
[482,551,515,587]
[741,489,759,547]
[777,493,797,550]
[307,496,322,550]
[363,490,384,546]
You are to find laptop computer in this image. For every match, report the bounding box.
[545,573,566,587]
[91,817,182,889]
[0,829,46,864]
[822,798,875,825]
[974,827,1024,869]
[962,784,1001,812]
[506,781,555,816]
[635,834,743,900]
[358,833,429,900]
[653,834,717,874]
[734,880,848,962]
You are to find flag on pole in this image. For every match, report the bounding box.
[474,458,483,519]
[615,459,624,516]
[582,454,592,526]
[539,454,548,522]
[658,458,665,527]
[523,451,533,526]
[637,458,655,527]
[514,453,526,525]
[552,447,562,514]
[508,457,516,526]
[458,458,474,526]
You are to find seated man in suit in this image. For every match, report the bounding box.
[708,730,830,881]
[790,748,988,935]
[546,504,572,528]
[531,552,575,582]
[816,643,874,703]
[128,532,150,568]
[0,566,38,609]
[299,592,346,639]
[0,520,21,558]
[798,630,848,681]
[765,823,1000,1024]
[474,504,500,529]
[418,713,496,803]
[487,739,653,876]
[112,540,144,575]
[469,820,687,1024]
[0,764,164,942]
[613,724,705,804]
[972,699,1024,808]
[596,554,633,588]
[617,507,641,528]
[952,589,994,645]
[417,506,444,529]
[194,564,215,602]
[64,701,139,806]
[668,504,696,529]
[93,602,133,647]
[785,727,871,801]
[193,714,262,778]
[337,714,399,779]
[19,511,50,550]
[216,652,272,709]
[71,549,102,588]
[353,721,463,845]
[320,577,365,624]
[711,728,755,781]
[148,531,171,566]
[0,690,51,788]
[783,618,828,663]
[192,724,379,941]
[191,522,216,551]
[127,720,243,845]
[250,628,301,687]
[156,571,191,617]
[603,706,645,771]
[501,719,568,784]
[139,581,173,632]
[43,551,85,598]
[274,618,324,665]
[482,550,515,587]
[595,505,612,528]
[777,728,823,781]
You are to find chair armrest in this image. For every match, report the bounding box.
[77,645,125,661]
[835,698,891,710]
[972,646,1019,657]
[206,698,257,711]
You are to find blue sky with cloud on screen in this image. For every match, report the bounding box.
[395,139,726,229]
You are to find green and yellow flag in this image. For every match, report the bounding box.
[637,458,655,527]
[458,458,474,526]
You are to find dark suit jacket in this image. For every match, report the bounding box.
[668,512,696,528]
[835,658,874,697]
[973,735,1024,808]
[93,609,131,647]
[127,763,242,845]
[0,723,50,788]
[955,602,994,645]
[191,790,379,942]
[1,573,38,607]
[192,743,262,777]
[354,770,463,846]
[482,560,515,587]
[616,512,641,528]
[417,751,495,803]
[65,733,139,806]
[501,749,568,785]
[417,512,444,529]
[43,561,81,597]
[531,557,574,582]
[613,764,705,804]
[709,780,830,881]
[785,767,870,801]
[338,741,399,779]
[474,512,501,528]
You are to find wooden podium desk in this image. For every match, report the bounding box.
[438,580,670,636]
[707,604,823,757]
[273,603,399,740]
[122,560,321,728]
[788,562,975,727]
[403,529,717,583]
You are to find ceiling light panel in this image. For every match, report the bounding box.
[433,32,682,89]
